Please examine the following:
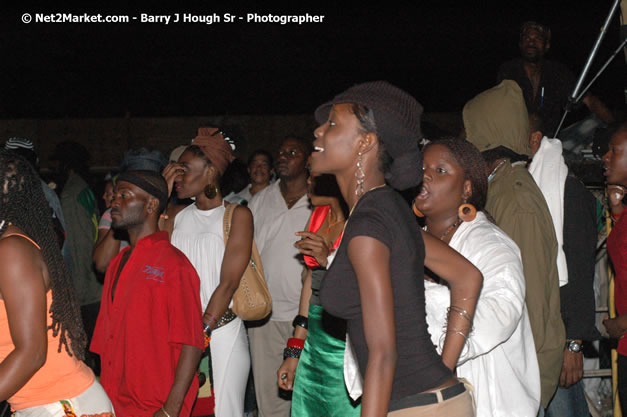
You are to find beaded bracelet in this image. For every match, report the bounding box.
[287,337,305,350]
[283,346,302,360]
[292,315,308,330]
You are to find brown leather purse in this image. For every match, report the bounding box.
[222,202,272,321]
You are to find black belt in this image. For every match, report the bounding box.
[388,382,466,412]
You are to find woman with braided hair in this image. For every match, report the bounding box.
[415,138,540,417]
[0,149,114,416]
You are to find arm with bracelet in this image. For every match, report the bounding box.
[277,268,311,390]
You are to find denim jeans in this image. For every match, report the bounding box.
[545,381,590,417]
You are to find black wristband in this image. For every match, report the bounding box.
[292,315,308,330]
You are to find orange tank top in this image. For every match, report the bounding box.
[0,233,94,410]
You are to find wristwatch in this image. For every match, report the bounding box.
[566,340,582,353]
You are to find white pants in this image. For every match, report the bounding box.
[15,380,114,416]
[211,317,250,416]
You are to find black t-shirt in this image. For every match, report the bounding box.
[497,58,577,136]
[319,186,451,406]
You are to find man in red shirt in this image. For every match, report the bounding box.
[91,170,204,416]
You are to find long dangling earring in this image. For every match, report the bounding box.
[355,151,366,197]
[412,198,424,217]
[458,201,477,222]
[204,184,218,199]
[355,151,365,197]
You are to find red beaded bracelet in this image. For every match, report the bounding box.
[287,337,305,350]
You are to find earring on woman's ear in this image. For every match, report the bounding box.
[412,199,424,217]
[204,184,218,199]
[355,151,365,197]
[458,202,476,222]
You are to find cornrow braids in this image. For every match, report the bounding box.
[0,150,87,359]
[426,137,488,211]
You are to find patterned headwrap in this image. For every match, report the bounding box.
[191,127,235,175]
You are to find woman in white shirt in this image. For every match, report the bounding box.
[414,137,541,417]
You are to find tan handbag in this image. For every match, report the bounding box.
[222,202,272,321]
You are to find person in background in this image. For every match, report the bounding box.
[497,21,614,152]
[91,170,203,416]
[417,138,540,417]
[93,148,167,274]
[247,136,313,417]
[51,140,102,373]
[0,150,114,416]
[226,150,274,206]
[276,173,358,416]
[102,177,114,211]
[528,113,600,417]
[463,80,565,413]
[601,122,627,412]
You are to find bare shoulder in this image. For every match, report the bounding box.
[0,228,46,295]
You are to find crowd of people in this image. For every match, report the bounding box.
[0,20,625,417]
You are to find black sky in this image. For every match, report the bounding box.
[2,2,625,118]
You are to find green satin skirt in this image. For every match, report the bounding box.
[291,304,361,417]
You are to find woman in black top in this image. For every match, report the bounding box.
[311,81,483,417]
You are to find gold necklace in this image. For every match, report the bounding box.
[325,211,344,234]
[348,184,386,217]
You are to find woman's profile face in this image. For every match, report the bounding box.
[603,128,627,187]
[102,182,114,209]
[311,103,363,175]
[414,144,469,218]
[174,150,213,199]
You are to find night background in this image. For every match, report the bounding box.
[2,2,625,119]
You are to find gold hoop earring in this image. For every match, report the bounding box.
[458,203,476,222]
[204,184,218,199]
[355,151,365,197]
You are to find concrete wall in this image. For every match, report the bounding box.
[0,113,459,172]
[0,114,319,171]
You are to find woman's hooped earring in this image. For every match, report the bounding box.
[355,151,365,197]
[458,203,476,222]
[412,199,424,217]
[204,184,218,199]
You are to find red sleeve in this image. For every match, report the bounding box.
[167,256,204,349]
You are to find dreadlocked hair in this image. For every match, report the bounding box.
[426,137,488,211]
[0,149,87,359]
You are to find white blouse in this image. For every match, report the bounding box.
[171,203,227,311]
[425,211,541,417]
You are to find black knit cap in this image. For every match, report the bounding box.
[314,81,423,190]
